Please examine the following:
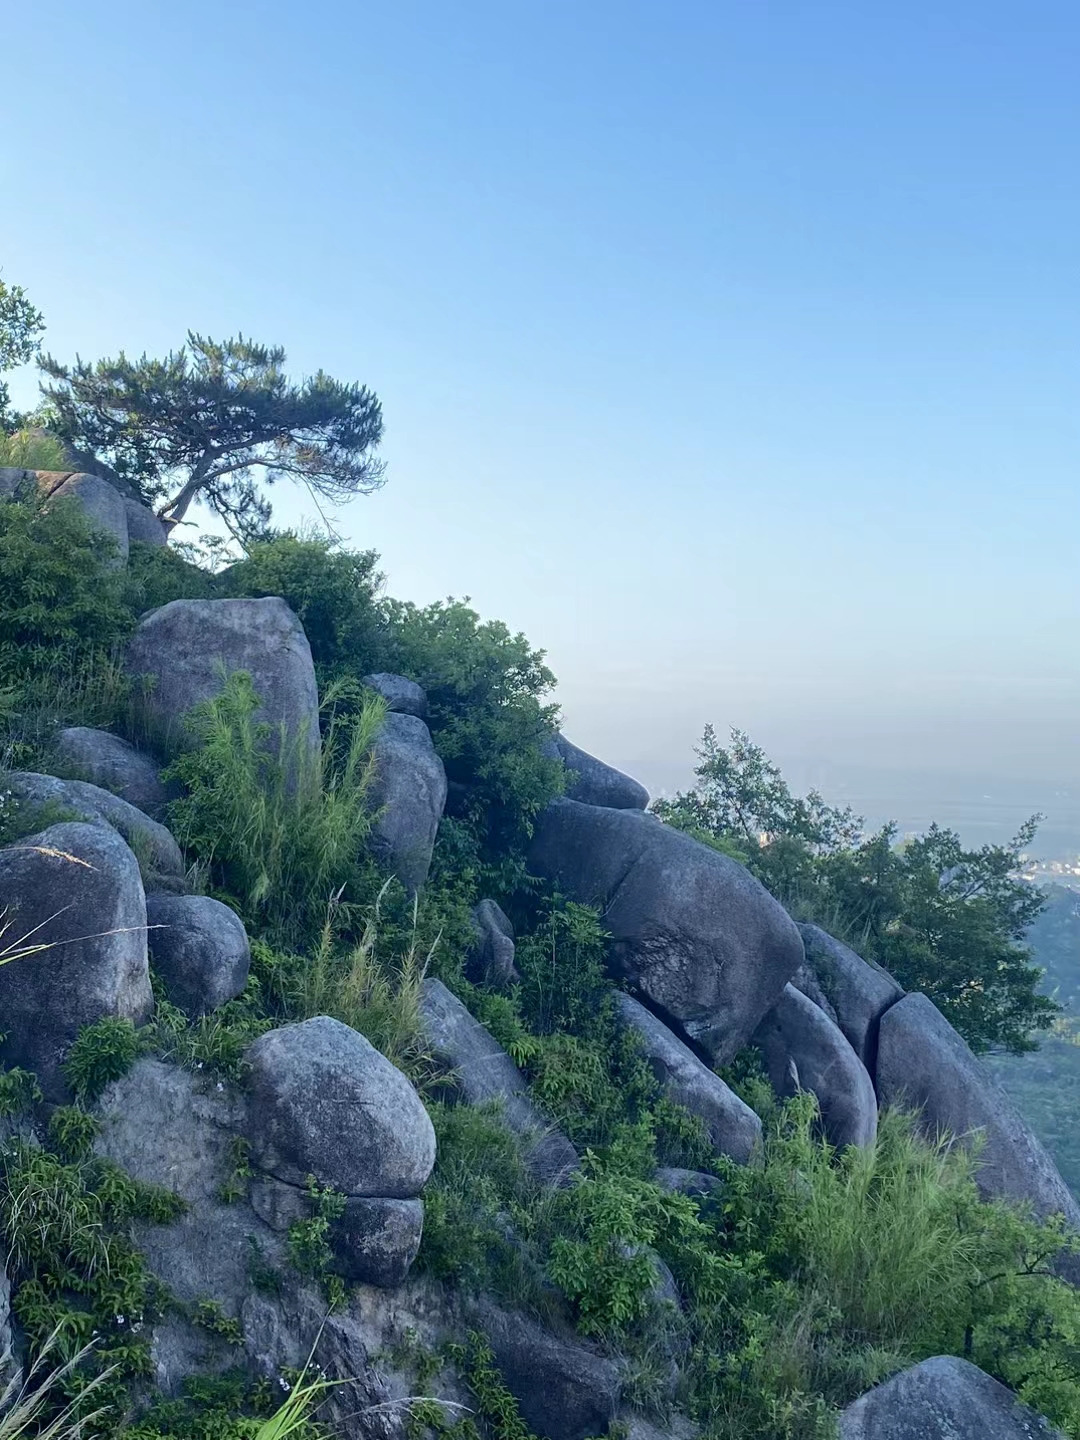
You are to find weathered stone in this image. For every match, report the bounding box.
[362,672,428,718]
[420,979,579,1186]
[617,994,761,1163]
[2,771,184,883]
[124,496,168,546]
[244,1017,436,1198]
[530,800,804,1064]
[876,995,1080,1262]
[838,1354,1066,1439]
[475,1300,624,1440]
[754,983,878,1149]
[125,597,320,763]
[0,823,151,1099]
[146,894,250,1017]
[468,898,519,986]
[54,727,170,820]
[368,713,447,895]
[0,468,37,500]
[798,923,903,1071]
[790,962,838,1024]
[248,1175,423,1289]
[654,1168,724,1201]
[95,1059,279,1314]
[544,733,649,810]
[50,473,129,562]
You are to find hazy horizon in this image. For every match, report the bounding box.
[4,2,1077,850]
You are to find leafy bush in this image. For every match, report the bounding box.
[164,671,383,945]
[222,534,389,682]
[63,1019,142,1103]
[0,428,67,469]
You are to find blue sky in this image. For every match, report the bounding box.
[3,2,1078,829]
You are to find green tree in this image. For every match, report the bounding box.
[40,333,385,537]
[656,726,1055,1054]
[0,276,45,429]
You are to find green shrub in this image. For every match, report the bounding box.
[64,1019,143,1103]
[0,428,67,469]
[222,533,389,682]
[164,671,383,945]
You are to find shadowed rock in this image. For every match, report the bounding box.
[530,799,804,1064]
[468,898,519,986]
[544,733,649,809]
[0,822,152,1099]
[54,727,170,820]
[754,983,878,1148]
[146,894,250,1017]
[798,923,903,1071]
[362,672,428,717]
[367,712,447,895]
[617,993,761,1162]
[420,978,579,1186]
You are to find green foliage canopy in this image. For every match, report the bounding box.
[0,277,45,429]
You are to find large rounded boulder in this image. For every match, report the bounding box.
[54,727,170,820]
[530,800,804,1064]
[125,597,320,761]
[243,1016,436,1198]
[0,822,153,1099]
[543,733,649,810]
[798,923,903,1071]
[145,893,250,1017]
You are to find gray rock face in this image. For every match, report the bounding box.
[124,496,168,546]
[249,1175,423,1289]
[368,712,447,895]
[125,597,320,763]
[876,995,1080,1248]
[755,983,878,1149]
[530,800,805,1064]
[468,898,519,986]
[54,727,170,820]
[476,1300,625,1440]
[790,962,839,1024]
[51,473,129,563]
[0,467,38,500]
[544,733,649,810]
[0,822,152,1099]
[420,979,579,1186]
[617,994,761,1163]
[654,1168,724,1201]
[838,1355,1066,1439]
[244,1017,436,1199]
[146,894,250,1017]
[95,1059,283,1319]
[2,771,184,884]
[362,672,428,718]
[798,923,903,1071]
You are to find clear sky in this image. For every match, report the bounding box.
[3,2,1078,837]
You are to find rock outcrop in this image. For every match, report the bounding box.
[754,983,878,1149]
[49,472,129,561]
[876,994,1080,1260]
[798,923,903,1071]
[2,770,185,886]
[544,733,649,810]
[0,822,153,1099]
[125,597,321,763]
[530,800,805,1063]
[54,726,170,820]
[468,898,519,986]
[367,712,447,895]
[244,1017,436,1198]
[363,672,428,718]
[145,893,251,1017]
[420,978,579,1185]
[838,1355,1066,1439]
[617,993,761,1163]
